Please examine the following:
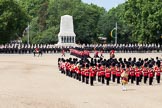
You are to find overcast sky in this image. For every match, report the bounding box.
[82,0,126,11]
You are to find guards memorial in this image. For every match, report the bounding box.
[57,15,76,46]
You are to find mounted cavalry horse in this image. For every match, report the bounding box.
[110,49,115,59]
[33,47,43,57]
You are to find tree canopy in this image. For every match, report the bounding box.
[0,0,29,43]
[0,0,162,44]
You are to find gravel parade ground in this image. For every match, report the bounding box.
[0,53,162,108]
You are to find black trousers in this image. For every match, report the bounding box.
[94,75,96,81]
[101,75,105,84]
[106,77,110,85]
[136,77,140,85]
[149,77,153,85]
[98,76,101,82]
[117,76,120,84]
[70,71,72,77]
[112,74,116,82]
[156,75,160,83]
[90,77,94,86]
[86,76,89,84]
[128,75,131,82]
[78,74,81,81]
[131,76,134,84]
[66,70,68,76]
[82,75,85,82]
[144,76,147,84]
[139,74,143,82]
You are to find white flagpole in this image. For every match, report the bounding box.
[27,23,30,45]
[115,22,118,45]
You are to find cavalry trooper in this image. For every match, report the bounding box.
[94,50,99,58]
[100,49,104,58]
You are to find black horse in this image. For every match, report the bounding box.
[33,49,43,57]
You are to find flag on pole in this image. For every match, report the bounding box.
[110,28,116,37]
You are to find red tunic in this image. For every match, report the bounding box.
[148,69,154,77]
[89,67,95,77]
[105,68,111,78]
[154,66,161,76]
[143,67,148,76]
[135,68,140,77]
[116,69,121,77]
[129,67,135,76]
[84,69,89,77]
[111,67,116,75]
[81,68,85,75]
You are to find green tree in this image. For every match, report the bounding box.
[22,0,105,44]
[125,0,162,43]
[0,0,29,43]
[97,3,132,44]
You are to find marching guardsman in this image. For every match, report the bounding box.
[111,63,116,82]
[68,61,73,77]
[139,65,143,82]
[97,64,102,82]
[89,64,95,86]
[72,63,76,79]
[100,64,105,84]
[85,64,90,84]
[105,64,111,85]
[81,64,85,83]
[74,64,79,80]
[61,59,66,74]
[76,64,81,81]
[129,63,135,84]
[116,64,121,84]
[65,60,70,76]
[154,61,161,83]
[93,63,97,81]
[148,64,154,85]
[135,63,141,85]
[142,64,148,84]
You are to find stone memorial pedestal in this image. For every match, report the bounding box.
[56,15,77,46]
